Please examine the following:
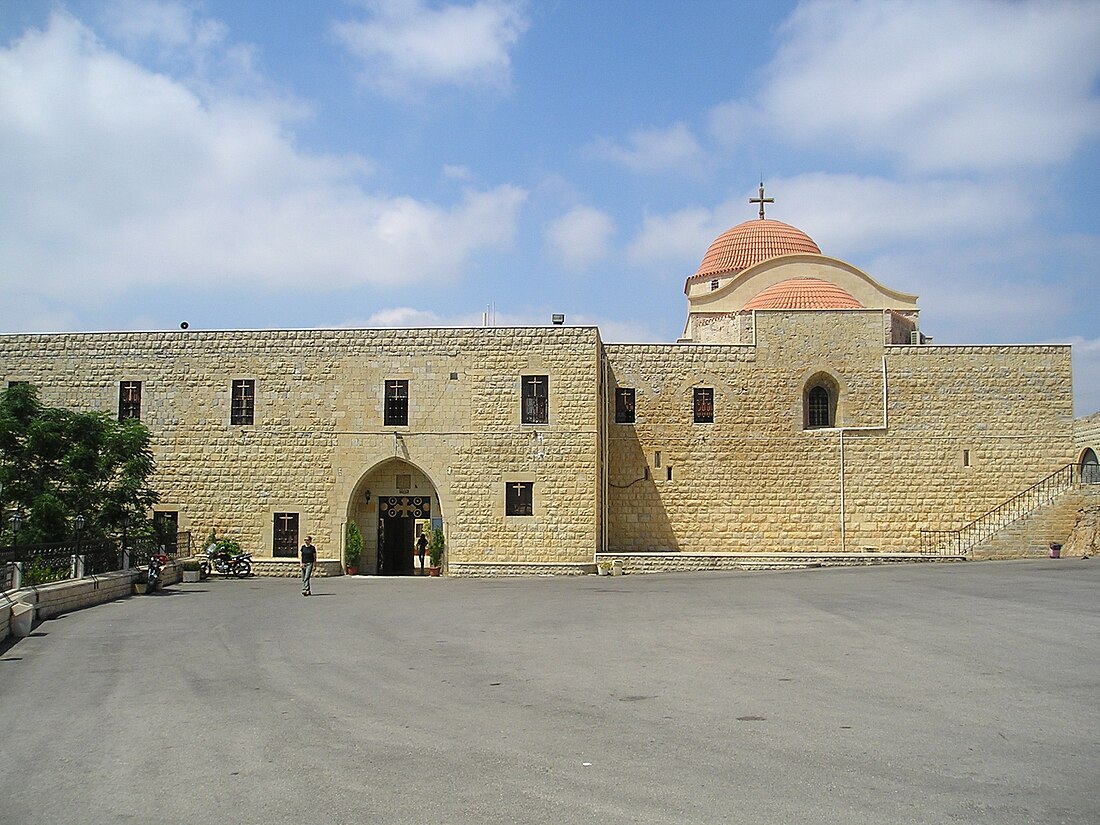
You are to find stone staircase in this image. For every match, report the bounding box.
[921,464,1098,559]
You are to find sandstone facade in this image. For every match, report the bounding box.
[0,213,1088,574]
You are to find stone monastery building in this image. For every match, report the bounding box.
[3,189,1097,575]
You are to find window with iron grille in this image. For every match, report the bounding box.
[119,381,142,421]
[384,380,409,426]
[273,512,299,558]
[615,388,636,424]
[807,385,831,428]
[505,482,534,516]
[693,387,714,423]
[231,380,255,425]
[522,375,548,424]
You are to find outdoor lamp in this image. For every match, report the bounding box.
[74,515,85,532]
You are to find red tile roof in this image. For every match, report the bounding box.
[692,218,821,281]
[743,277,864,310]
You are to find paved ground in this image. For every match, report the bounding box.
[2,559,1098,825]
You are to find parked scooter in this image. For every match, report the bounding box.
[147,551,168,591]
[199,544,252,579]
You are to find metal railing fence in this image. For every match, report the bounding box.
[1,530,192,590]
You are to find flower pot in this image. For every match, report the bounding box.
[346,565,359,576]
[182,570,201,583]
[428,566,441,577]
[133,582,149,595]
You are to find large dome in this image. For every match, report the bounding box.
[691,218,821,282]
[743,277,863,310]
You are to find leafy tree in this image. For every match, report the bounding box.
[0,383,158,544]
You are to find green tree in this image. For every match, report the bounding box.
[0,383,158,543]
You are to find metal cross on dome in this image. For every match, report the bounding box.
[749,181,774,220]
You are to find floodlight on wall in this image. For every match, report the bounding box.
[552,314,565,325]
[364,489,371,504]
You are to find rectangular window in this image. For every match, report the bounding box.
[615,388,636,423]
[963,449,971,467]
[273,512,299,558]
[693,387,714,423]
[667,466,674,481]
[385,380,409,426]
[231,380,255,425]
[119,381,142,422]
[505,482,534,516]
[522,375,548,424]
[654,451,662,468]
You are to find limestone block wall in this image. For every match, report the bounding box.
[1075,411,1100,466]
[605,314,1075,555]
[0,327,604,570]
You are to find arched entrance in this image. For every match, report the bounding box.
[348,458,442,575]
[1081,448,1100,484]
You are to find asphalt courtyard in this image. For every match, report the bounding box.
[2,559,1098,825]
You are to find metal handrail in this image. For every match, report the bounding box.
[919,463,1078,555]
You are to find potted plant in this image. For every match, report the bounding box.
[428,527,444,576]
[345,521,363,575]
[180,558,202,582]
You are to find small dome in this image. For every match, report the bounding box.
[743,277,863,310]
[692,219,821,281]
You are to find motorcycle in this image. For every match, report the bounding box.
[146,551,167,591]
[199,544,252,579]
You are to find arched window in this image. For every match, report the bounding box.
[803,373,839,429]
[1081,448,1100,484]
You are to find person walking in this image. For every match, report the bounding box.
[300,535,317,596]
[416,532,428,575]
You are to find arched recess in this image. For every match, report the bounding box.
[347,457,443,575]
[1081,448,1100,484]
[802,371,841,429]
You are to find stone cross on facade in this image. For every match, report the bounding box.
[749,182,774,220]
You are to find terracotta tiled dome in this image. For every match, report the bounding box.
[743,277,863,310]
[693,219,821,280]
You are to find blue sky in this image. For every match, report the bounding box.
[1,0,1098,414]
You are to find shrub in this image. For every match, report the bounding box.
[345,521,363,567]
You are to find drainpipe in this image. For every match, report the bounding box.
[602,357,609,555]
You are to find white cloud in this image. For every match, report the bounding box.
[102,0,224,52]
[0,14,527,313]
[544,206,614,271]
[588,122,703,173]
[625,173,1037,276]
[332,0,529,97]
[713,0,1100,172]
[625,203,737,272]
[772,173,1034,256]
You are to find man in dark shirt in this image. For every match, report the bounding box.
[416,532,428,575]
[300,536,317,596]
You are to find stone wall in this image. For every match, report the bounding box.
[605,313,1075,555]
[0,327,603,571]
[0,318,1076,574]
